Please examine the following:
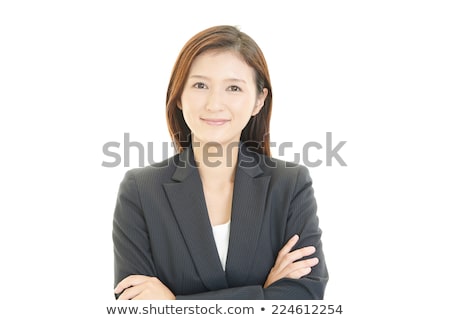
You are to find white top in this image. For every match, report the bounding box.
[212,220,231,270]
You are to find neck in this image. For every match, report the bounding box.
[192,140,240,183]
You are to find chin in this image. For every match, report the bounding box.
[194,136,240,148]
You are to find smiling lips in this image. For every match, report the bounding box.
[201,118,230,126]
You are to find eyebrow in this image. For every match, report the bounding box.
[188,75,247,84]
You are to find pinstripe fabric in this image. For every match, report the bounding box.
[113,144,328,299]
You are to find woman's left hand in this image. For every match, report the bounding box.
[115,275,175,300]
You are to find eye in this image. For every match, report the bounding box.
[227,85,242,92]
[193,82,208,89]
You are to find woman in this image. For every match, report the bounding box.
[113,25,328,299]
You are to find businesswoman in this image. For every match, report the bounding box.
[113,25,328,299]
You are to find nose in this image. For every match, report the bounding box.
[206,89,225,112]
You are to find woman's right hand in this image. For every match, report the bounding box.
[264,234,319,288]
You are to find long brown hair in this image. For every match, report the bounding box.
[166,25,273,156]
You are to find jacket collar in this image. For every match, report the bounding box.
[171,143,266,181]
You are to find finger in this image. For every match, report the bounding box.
[287,267,312,279]
[131,293,146,300]
[131,290,164,300]
[115,275,151,294]
[276,246,316,272]
[274,236,299,270]
[277,234,299,260]
[117,284,144,300]
[295,257,319,268]
[283,257,319,277]
[286,246,316,262]
[115,275,135,294]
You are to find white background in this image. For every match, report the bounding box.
[1,0,449,319]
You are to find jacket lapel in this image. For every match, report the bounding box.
[163,148,228,291]
[225,147,271,286]
[163,145,271,290]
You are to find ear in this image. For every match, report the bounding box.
[176,100,182,110]
[251,88,268,116]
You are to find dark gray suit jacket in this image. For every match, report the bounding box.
[113,144,328,299]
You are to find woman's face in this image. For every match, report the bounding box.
[180,50,267,147]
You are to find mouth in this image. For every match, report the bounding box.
[200,118,230,126]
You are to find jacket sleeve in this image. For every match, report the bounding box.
[264,165,328,299]
[113,170,157,295]
[176,165,329,300]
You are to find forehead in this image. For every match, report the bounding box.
[189,50,255,79]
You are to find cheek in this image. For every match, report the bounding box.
[180,94,201,126]
[232,96,257,116]
[181,92,206,111]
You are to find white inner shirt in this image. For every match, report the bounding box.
[212,220,231,270]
